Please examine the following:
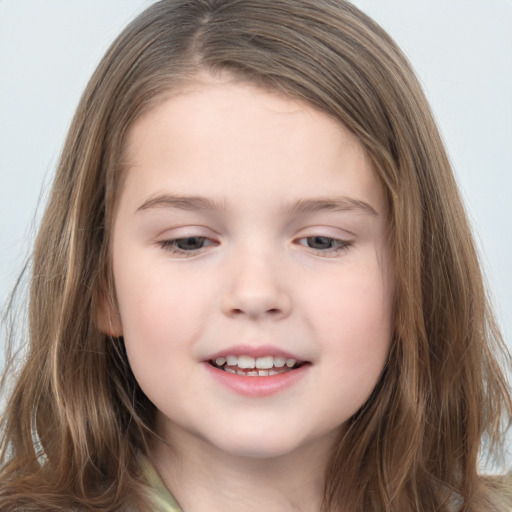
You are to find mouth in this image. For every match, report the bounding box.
[209,355,309,377]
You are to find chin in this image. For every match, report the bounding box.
[216,439,304,459]
[203,426,328,461]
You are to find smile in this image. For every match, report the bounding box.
[209,355,306,377]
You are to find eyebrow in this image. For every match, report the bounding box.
[287,197,379,217]
[136,194,226,213]
[136,194,378,217]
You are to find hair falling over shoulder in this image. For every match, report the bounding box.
[1,0,511,510]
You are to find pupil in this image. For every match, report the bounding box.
[308,236,333,250]
[177,237,204,250]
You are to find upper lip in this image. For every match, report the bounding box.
[204,344,307,363]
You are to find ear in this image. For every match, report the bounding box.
[96,294,123,337]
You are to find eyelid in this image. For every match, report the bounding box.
[154,226,354,258]
[154,224,219,239]
[155,224,221,257]
[157,236,219,257]
[297,236,349,246]
[293,228,354,257]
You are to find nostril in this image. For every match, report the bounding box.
[222,290,292,320]
[229,307,282,317]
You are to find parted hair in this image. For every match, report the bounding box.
[1,1,511,510]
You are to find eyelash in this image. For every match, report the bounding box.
[296,236,352,256]
[157,235,352,257]
[158,236,216,257]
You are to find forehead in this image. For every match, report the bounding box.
[120,76,385,216]
[124,73,363,161]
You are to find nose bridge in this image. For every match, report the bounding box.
[222,239,291,320]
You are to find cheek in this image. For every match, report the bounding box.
[116,282,197,400]
[310,258,392,329]
[304,256,393,372]
[115,260,209,335]
[112,264,213,383]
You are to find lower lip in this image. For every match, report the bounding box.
[204,363,309,397]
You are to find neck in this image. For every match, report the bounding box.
[150,425,335,512]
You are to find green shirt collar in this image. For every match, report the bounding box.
[140,455,183,512]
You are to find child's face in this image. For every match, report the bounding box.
[107,77,393,461]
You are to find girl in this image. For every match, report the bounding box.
[1,0,511,510]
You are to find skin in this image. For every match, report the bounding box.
[105,75,394,512]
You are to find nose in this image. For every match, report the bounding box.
[221,249,292,321]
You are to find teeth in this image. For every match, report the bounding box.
[255,356,273,369]
[213,354,302,372]
[273,357,286,368]
[226,355,238,366]
[237,355,256,369]
[239,369,276,376]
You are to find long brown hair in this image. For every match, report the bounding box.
[1,1,510,510]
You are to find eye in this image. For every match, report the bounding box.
[174,236,210,251]
[303,236,336,250]
[296,236,352,255]
[158,236,216,255]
